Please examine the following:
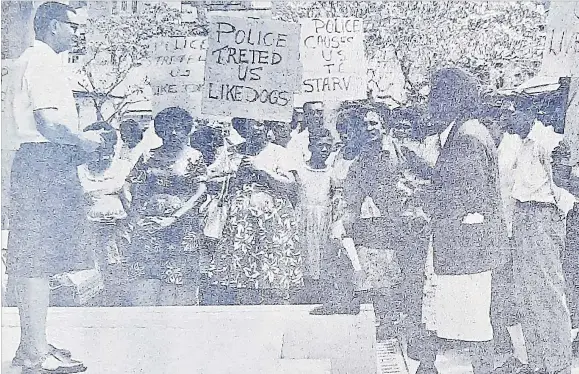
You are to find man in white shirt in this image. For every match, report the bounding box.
[6,3,102,373]
[511,115,573,374]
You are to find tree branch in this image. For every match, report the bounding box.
[105,98,148,123]
[103,65,134,99]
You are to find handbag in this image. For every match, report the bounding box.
[50,262,104,306]
[204,199,228,239]
[203,176,230,239]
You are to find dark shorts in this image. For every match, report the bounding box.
[6,142,93,278]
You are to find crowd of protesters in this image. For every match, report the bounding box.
[4,2,577,374]
[35,67,573,374]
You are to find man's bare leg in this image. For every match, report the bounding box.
[15,277,50,361]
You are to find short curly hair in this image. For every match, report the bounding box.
[430,67,482,117]
[153,107,194,138]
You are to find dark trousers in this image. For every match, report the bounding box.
[394,220,429,326]
[563,204,579,329]
[393,220,437,361]
[513,202,571,372]
[490,254,517,354]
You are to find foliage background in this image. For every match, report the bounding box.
[78,2,206,122]
[274,1,547,104]
[77,1,548,118]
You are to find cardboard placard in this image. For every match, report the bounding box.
[540,2,579,78]
[149,36,208,116]
[201,16,301,122]
[297,18,367,103]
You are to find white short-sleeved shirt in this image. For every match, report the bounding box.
[252,142,300,179]
[13,40,79,144]
[295,163,335,208]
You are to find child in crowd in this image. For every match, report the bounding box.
[119,119,145,163]
[295,129,337,303]
[292,128,363,313]
[77,121,129,306]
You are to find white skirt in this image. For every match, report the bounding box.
[423,237,493,342]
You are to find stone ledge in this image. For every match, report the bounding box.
[2,304,376,374]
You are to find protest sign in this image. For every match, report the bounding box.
[149,36,208,116]
[297,18,367,103]
[201,16,301,122]
[367,46,407,107]
[539,3,579,163]
[540,2,579,78]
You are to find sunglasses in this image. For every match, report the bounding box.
[60,20,80,33]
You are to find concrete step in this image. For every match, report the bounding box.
[1,359,331,374]
[282,304,377,374]
[274,359,332,374]
[2,305,371,374]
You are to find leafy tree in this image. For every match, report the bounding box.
[77,2,207,123]
[78,1,548,115]
[273,1,547,105]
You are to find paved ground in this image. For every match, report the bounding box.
[1,305,374,374]
[2,305,578,374]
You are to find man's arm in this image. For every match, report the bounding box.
[34,109,100,152]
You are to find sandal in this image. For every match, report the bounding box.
[13,344,72,367]
[20,353,86,374]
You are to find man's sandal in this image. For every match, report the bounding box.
[18,352,86,374]
[12,344,72,367]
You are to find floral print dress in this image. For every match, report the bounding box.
[125,147,206,286]
[208,143,303,292]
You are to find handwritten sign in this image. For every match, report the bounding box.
[367,47,407,106]
[149,36,208,116]
[540,2,579,78]
[201,16,301,122]
[298,18,367,102]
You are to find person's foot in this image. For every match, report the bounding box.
[19,352,86,374]
[13,344,72,367]
[309,303,360,315]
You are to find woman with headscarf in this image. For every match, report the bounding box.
[207,118,303,305]
[418,68,508,374]
[124,107,207,306]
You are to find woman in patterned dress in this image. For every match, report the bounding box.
[208,118,303,305]
[125,107,207,306]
